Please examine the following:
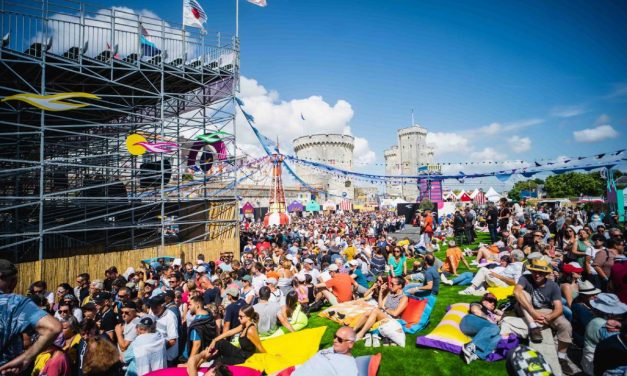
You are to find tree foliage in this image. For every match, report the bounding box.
[543,172,604,198]
[508,180,539,201]
[419,198,435,211]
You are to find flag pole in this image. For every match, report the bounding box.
[235,0,239,38]
[181,0,186,63]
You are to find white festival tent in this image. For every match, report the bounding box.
[485,187,502,202]
[469,188,480,199]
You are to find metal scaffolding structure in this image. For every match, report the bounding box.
[0,0,240,262]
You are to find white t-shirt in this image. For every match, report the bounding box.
[298,268,321,284]
[252,274,267,294]
[154,309,179,361]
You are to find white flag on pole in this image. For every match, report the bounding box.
[183,0,208,28]
[247,0,267,7]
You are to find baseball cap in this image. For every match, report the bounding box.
[106,266,118,274]
[348,260,359,266]
[296,274,306,282]
[328,264,339,272]
[225,287,240,297]
[163,290,175,300]
[304,258,314,264]
[92,291,111,303]
[137,316,156,328]
[241,275,252,282]
[266,277,277,285]
[144,279,157,286]
[0,259,18,278]
[285,254,294,261]
[148,294,165,307]
[196,265,207,273]
[121,301,138,310]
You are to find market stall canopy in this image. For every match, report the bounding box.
[305,200,321,212]
[459,192,472,202]
[287,201,304,212]
[485,187,502,202]
[263,212,290,227]
[339,199,352,211]
[242,201,255,214]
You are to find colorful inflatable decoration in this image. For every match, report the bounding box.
[1,92,100,111]
[125,133,178,156]
[186,131,231,174]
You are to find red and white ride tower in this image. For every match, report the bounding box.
[263,153,291,227]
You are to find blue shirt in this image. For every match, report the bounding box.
[352,269,368,288]
[424,266,440,295]
[0,293,48,366]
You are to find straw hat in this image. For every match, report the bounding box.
[526,258,553,273]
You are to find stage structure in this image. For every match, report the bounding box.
[0,0,240,262]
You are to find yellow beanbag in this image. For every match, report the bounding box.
[416,303,471,354]
[487,286,515,301]
[241,326,327,374]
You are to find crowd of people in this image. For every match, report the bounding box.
[0,202,626,376]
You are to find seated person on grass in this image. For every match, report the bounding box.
[460,292,505,364]
[311,264,355,310]
[272,291,308,337]
[459,250,524,296]
[353,276,408,340]
[405,254,440,298]
[440,240,474,286]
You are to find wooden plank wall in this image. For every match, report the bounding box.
[15,237,239,294]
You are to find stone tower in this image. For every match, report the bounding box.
[293,134,355,201]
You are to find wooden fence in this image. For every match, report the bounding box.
[15,237,239,294]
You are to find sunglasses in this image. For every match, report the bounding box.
[121,310,133,315]
[59,309,70,313]
[333,335,354,343]
[483,298,497,304]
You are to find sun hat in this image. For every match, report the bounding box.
[590,293,627,315]
[562,262,584,274]
[526,258,553,273]
[577,280,601,295]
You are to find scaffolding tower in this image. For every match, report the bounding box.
[0,0,240,262]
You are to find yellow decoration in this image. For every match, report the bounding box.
[1,92,100,111]
[241,326,326,374]
[126,133,148,156]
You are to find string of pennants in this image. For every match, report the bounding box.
[235,97,625,187]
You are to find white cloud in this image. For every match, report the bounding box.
[425,132,471,155]
[470,147,506,161]
[508,135,532,153]
[353,137,376,165]
[237,76,376,167]
[604,82,627,100]
[551,105,587,118]
[473,118,543,138]
[480,122,503,135]
[573,125,619,143]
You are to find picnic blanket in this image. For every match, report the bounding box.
[319,300,378,327]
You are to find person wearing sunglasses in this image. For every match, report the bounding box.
[114,301,140,355]
[291,326,358,376]
[460,292,504,364]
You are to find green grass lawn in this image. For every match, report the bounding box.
[306,232,507,376]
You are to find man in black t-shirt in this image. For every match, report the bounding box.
[514,259,578,375]
[486,202,499,243]
[222,288,246,334]
[93,291,119,341]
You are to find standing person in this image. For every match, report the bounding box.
[486,202,499,244]
[123,316,167,376]
[498,198,511,233]
[423,210,434,249]
[513,259,579,374]
[0,259,62,375]
[114,301,140,356]
[148,294,179,367]
[464,208,475,244]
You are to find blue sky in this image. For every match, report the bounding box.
[30,0,627,175]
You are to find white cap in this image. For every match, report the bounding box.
[349,260,359,266]
[304,258,314,264]
[173,258,182,266]
[266,277,278,285]
[296,274,306,282]
[196,266,207,273]
[328,264,339,272]
[285,254,294,261]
